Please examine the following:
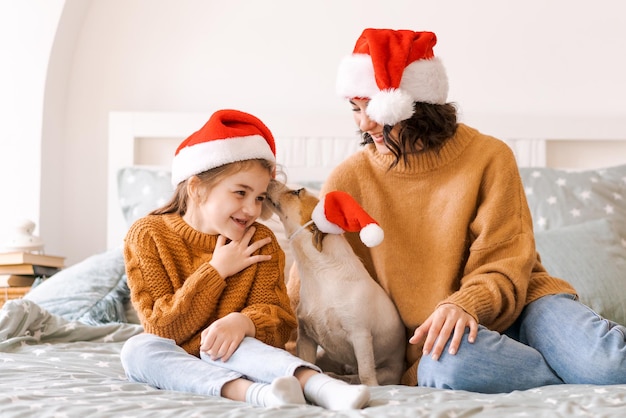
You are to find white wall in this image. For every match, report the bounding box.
[2,0,626,265]
[0,0,65,246]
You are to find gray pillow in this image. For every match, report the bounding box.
[24,247,131,325]
[118,166,174,227]
[535,218,626,325]
[519,164,626,231]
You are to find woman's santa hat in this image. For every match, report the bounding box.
[171,109,276,186]
[336,28,449,126]
[312,191,384,247]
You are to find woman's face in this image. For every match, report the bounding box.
[350,98,392,155]
[183,163,271,241]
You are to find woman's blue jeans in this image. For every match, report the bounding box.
[120,334,319,397]
[418,294,626,393]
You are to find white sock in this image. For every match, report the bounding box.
[245,376,306,407]
[303,373,370,410]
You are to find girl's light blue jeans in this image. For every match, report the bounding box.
[120,334,320,397]
[418,293,626,393]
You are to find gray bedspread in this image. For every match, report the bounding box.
[1,299,625,417]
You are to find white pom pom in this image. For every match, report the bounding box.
[366,89,415,126]
[360,223,384,247]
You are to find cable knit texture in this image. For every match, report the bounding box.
[321,124,577,386]
[123,214,296,357]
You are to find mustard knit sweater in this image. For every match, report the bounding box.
[123,214,296,357]
[321,124,577,385]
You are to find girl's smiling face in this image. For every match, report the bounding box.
[183,162,271,240]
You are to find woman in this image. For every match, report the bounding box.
[323,28,626,392]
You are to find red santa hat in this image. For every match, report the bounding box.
[171,109,276,186]
[336,28,449,126]
[311,191,384,247]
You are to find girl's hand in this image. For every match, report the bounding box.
[409,303,478,361]
[209,226,272,278]
[200,312,255,361]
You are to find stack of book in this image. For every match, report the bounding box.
[0,251,65,288]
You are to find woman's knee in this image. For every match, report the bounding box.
[417,331,480,391]
[416,326,556,393]
[417,351,465,390]
[575,321,626,384]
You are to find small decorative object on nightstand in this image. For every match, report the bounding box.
[2,219,45,253]
[0,219,64,308]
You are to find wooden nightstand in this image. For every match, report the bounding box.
[0,286,31,309]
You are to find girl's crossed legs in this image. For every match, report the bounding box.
[121,333,370,409]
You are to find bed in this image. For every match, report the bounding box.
[1,111,625,417]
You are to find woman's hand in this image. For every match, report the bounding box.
[200,312,256,362]
[409,303,478,361]
[209,226,272,278]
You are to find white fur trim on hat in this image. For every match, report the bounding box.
[399,57,448,105]
[336,53,379,99]
[336,53,448,125]
[171,134,275,186]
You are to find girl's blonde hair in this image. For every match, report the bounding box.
[151,159,280,219]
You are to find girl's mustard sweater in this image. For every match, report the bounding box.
[124,214,296,357]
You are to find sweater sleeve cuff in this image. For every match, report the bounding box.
[242,310,279,344]
[439,288,494,325]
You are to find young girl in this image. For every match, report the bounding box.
[121,109,370,409]
[319,28,626,392]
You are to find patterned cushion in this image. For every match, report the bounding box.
[519,164,626,231]
[117,166,173,227]
[535,218,626,325]
[521,164,626,325]
[24,248,130,325]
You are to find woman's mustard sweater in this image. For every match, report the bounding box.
[322,124,577,385]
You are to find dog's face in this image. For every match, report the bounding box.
[266,180,326,250]
[266,180,319,227]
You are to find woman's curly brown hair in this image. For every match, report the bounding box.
[361,102,459,169]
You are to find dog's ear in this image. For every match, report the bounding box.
[311,226,326,252]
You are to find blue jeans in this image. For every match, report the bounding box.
[418,294,626,393]
[120,334,320,397]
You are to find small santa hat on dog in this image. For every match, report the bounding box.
[336,28,449,126]
[312,191,384,247]
[171,109,276,186]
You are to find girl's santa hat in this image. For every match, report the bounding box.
[171,109,276,186]
[336,28,449,126]
[312,191,384,247]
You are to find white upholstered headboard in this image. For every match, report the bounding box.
[107,111,626,248]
